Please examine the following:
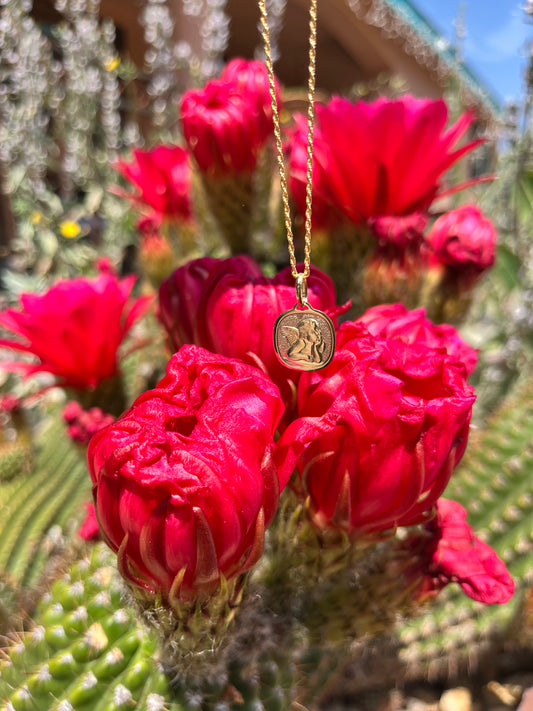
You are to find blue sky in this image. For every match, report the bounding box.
[412,0,531,105]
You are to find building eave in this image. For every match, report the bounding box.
[347,0,501,126]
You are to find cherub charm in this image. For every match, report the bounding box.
[273,275,335,371]
[273,304,335,371]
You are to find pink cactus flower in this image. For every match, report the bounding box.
[288,96,483,228]
[0,273,151,390]
[412,498,514,604]
[114,145,194,222]
[87,345,285,601]
[426,204,497,285]
[181,60,280,176]
[275,316,475,535]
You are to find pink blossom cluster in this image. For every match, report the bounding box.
[0,60,508,609]
[63,401,115,445]
[85,255,513,605]
[114,61,497,283]
[0,253,512,605]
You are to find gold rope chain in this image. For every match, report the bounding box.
[258,0,318,280]
[266,0,335,373]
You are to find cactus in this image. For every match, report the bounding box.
[0,543,299,711]
[0,441,32,484]
[0,417,91,596]
[0,544,175,711]
[4,373,532,708]
[396,372,533,674]
[0,3,531,702]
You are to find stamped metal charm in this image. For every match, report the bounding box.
[273,275,335,371]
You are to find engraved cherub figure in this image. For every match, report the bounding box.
[284,317,325,364]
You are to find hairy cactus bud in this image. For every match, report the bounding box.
[88,345,285,603]
[276,313,475,534]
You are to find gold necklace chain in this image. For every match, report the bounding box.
[258,0,318,280]
[265,0,336,373]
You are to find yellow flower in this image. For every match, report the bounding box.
[104,57,121,72]
[30,211,42,225]
[59,220,82,239]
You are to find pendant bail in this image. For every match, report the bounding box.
[296,274,309,308]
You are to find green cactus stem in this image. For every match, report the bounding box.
[0,417,91,599]
[200,173,255,256]
[0,544,299,711]
[0,440,32,484]
[0,544,175,711]
[396,373,533,674]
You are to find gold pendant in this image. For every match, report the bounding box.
[273,274,335,371]
[273,303,335,371]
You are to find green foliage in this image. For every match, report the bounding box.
[0,544,297,711]
[512,167,533,224]
[397,372,533,672]
[0,417,91,594]
[0,544,174,711]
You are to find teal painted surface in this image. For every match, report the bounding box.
[383,0,501,114]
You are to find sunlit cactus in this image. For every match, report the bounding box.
[0,1,533,708]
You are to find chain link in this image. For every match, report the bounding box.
[258,0,318,280]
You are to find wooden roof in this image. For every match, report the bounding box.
[31,0,500,126]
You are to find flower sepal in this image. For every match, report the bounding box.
[125,568,249,682]
[68,371,127,418]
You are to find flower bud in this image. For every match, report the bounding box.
[425,204,497,322]
[363,214,428,308]
[275,315,475,535]
[63,402,115,445]
[137,216,177,286]
[427,204,497,282]
[87,345,285,602]
[78,503,101,542]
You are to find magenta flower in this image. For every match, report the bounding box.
[288,96,483,227]
[87,345,285,601]
[426,204,497,284]
[286,113,341,230]
[158,256,219,350]
[0,394,22,413]
[220,58,280,142]
[275,317,475,535]
[180,60,280,177]
[63,401,115,445]
[368,213,427,253]
[413,498,514,604]
[362,214,429,307]
[114,145,194,222]
[359,303,478,376]
[0,274,151,390]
